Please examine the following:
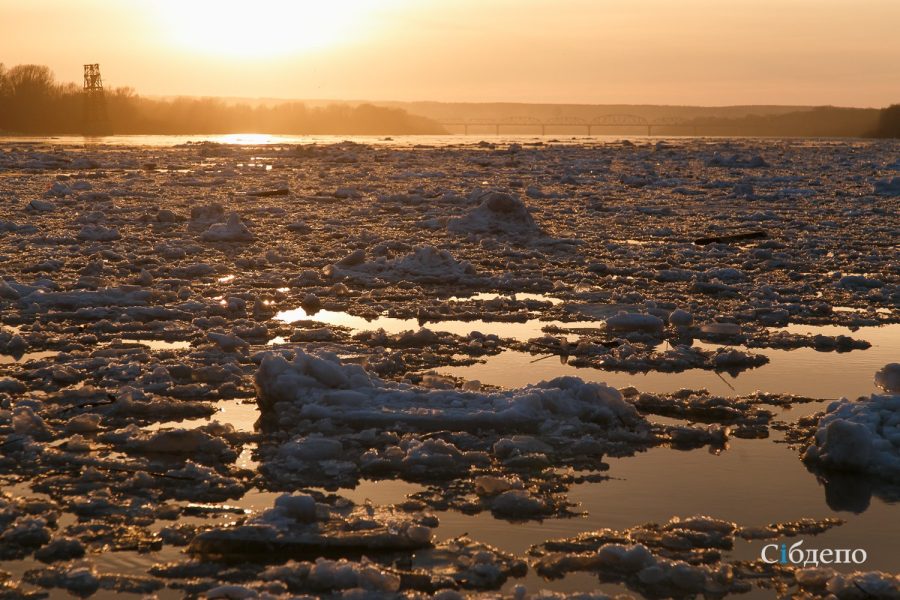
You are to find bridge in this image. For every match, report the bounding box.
[438,114,697,136]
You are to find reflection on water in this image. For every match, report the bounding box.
[122,338,192,351]
[0,133,646,148]
[266,304,899,589]
[0,350,59,364]
[218,133,279,145]
[441,324,898,400]
[431,431,898,585]
[312,479,425,507]
[447,292,565,306]
[273,305,594,342]
[274,302,898,400]
[833,306,892,316]
[145,398,259,432]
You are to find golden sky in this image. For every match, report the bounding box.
[2,0,898,106]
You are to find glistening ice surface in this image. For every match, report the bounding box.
[0,136,897,599]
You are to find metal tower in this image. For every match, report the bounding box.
[82,64,110,135]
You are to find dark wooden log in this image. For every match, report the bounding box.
[694,230,767,245]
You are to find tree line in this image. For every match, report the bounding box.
[870,105,900,138]
[0,64,444,135]
[681,106,899,138]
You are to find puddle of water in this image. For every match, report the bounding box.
[236,445,257,470]
[448,292,565,305]
[274,306,592,342]
[441,324,899,400]
[121,338,192,351]
[0,350,59,364]
[145,398,259,432]
[833,306,892,315]
[177,479,426,518]
[778,322,893,338]
[309,479,425,506]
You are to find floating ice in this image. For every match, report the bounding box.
[873,176,900,196]
[706,153,769,168]
[327,245,478,284]
[447,190,542,237]
[605,311,664,333]
[21,286,150,309]
[200,212,254,242]
[875,363,900,393]
[26,199,55,212]
[254,349,645,434]
[837,275,884,290]
[669,308,693,327]
[77,224,121,241]
[803,392,900,482]
[189,492,433,558]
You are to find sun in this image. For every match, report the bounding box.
[156,0,384,58]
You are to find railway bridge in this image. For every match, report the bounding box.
[439,114,697,136]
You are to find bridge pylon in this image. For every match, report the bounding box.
[82,64,110,135]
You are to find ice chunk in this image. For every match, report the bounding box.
[207,331,250,352]
[837,275,884,290]
[873,176,900,196]
[77,224,121,241]
[875,363,900,393]
[803,392,900,482]
[204,585,257,599]
[26,199,56,212]
[273,493,318,523]
[201,212,254,242]
[34,537,86,563]
[190,495,432,558]
[706,153,768,168]
[705,267,746,281]
[605,311,664,333]
[327,245,477,284]
[190,203,225,224]
[474,475,517,496]
[700,322,741,336]
[491,489,548,517]
[261,558,401,593]
[669,309,693,327]
[278,435,343,461]
[447,190,541,237]
[23,286,150,309]
[254,350,646,435]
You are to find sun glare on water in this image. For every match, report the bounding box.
[157,0,386,58]
[218,133,276,144]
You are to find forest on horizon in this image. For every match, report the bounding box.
[0,64,443,135]
[0,63,897,138]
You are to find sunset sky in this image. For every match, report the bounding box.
[2,0,898,106]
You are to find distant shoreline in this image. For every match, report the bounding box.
[0,133,896,147]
